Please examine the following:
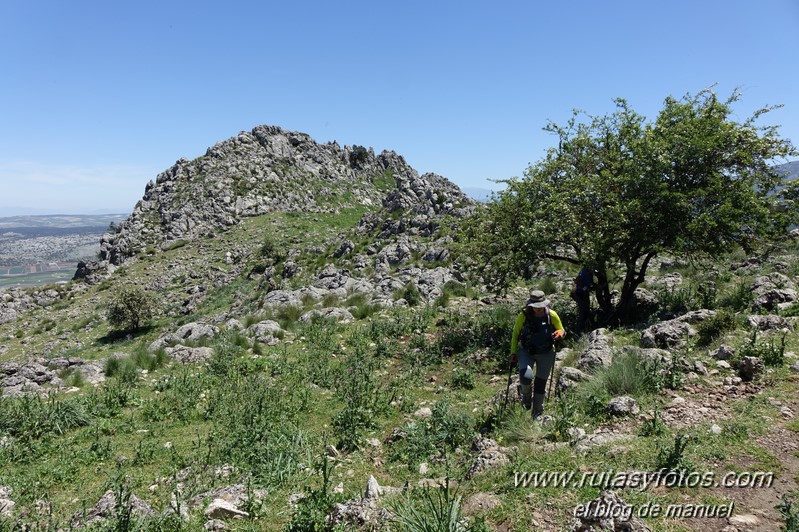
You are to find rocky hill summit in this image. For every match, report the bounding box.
[98,125,474,266]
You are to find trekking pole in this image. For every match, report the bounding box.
[502,356,514,416]
[547,341,558,402]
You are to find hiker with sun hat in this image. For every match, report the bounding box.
[509,290,565,418]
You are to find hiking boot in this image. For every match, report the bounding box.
[520,384,532,410]
[532,394,545,419]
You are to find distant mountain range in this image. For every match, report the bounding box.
[775,160,799,182]
[461,187,499,202]
[0,214,127,230]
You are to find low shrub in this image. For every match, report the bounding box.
[737,331,786,367]
[695,308,740,346]
[388,479,463,532]
[450,368,476,390]
[107,285,157,331]
[104,356,139,384]
[389,400,474,467]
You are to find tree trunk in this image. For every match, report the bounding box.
[594,265,615,326]
[615,251,657,325]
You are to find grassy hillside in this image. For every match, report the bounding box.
[1,201,798,531]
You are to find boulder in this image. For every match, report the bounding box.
[607,396,640,417]
[738,356,764,382]
[577,329,615,370]
[204,499,248,520]
[747,314,791,331]
[640,310,715,348]
[70,490,154,528]
[247,320,284,344]
[557,366,592,393]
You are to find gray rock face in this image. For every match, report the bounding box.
[747,314,792,331]
[710,344,735,360]
[327,475,395,528]
[1,359,70,397]
[577,329,615,370]
[631,288,659,318]
[640,310,715,348]
[466,437,510,479]
[750,272,797,311]
[557,366,592,393]
[0,486,14,518]
[166,345,214,364]
[299,308,355,324]
[95,126,475,267]
[247,320,284,345]
[149,322,219,352]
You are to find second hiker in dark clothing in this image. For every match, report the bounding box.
[571,266,593,335]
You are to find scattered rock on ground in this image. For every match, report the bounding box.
[607,396,640,417]
[571,490,651,531]
[70,490,155,528]
[465,437,510,479]
[738,356,764,382]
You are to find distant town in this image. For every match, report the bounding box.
[0,213,126,289]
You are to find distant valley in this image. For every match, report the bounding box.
[0,214,127,288]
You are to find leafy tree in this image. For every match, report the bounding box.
[107,285,157,331]
[349,145,369,166]
[456,88,797,324]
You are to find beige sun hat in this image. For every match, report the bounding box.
[526,290,550,309]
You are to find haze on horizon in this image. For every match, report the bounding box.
[1,0,797,217]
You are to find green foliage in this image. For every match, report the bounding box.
[695,308,740,346]
[450,368,476,390]
[205,371,312,485]
[576,350,660,406]
[163,239,189,251]
[663,350,684,391]
[349,145,369,166]
[260,235,287,264]
[655,432,696,473]
[547,395,578,442]
[657,282,717,317]
[397,281,422,306]
[107,284,157,331]
[103,356,139,384]
[738,330,786,367]
[285,456,343,532]
[433,305,514,365]
[538,277,558,295]
[717,280,755,311]
[388,479,463,532]
[389,400,474,467]
[0,395,91,443]
[106,470,136,531]
[332,340,388,450]
[781,302,799,317]
[275,305,304,329]
[434,280,478,308]
[776,495,799,532]
[638,406,667,437]
[131,343,169,371]
[455,88,797,325]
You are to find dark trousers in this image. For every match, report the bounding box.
[574,291,590,334]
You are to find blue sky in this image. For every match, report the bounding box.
[1,0,798,216]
